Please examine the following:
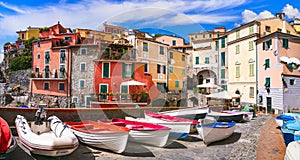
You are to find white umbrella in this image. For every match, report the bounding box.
[280,56,291,63]
[206,91,232,99]
[290,57,300,65]
[121,80,145,86]
[197,83,222,89]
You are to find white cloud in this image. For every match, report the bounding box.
[283,4,300,19]
[0,0,246,38]
[242,9,274,23]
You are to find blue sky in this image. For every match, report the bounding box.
[0,0,300,51]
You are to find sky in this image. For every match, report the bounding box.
[0,0,300,51]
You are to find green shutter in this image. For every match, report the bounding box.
[100,85,108,99]
[221,38,225,48]
[103,63,109,78]
[131,63,134,78]
[221,52,225,66]
[122,63,126,78]
[175,81,179,88]
[221,69,225,78]
[121,85,128,99]
[265,78,270,87]
[196,57,199,64]
[283,39,289,49]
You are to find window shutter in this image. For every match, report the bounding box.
[263,42,266,50]
[103,63,109,78]
[157,64,160,73]
[131,63,134,78]
[163,65,166,74]
[122,63,126,78]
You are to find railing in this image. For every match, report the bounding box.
[100,51,136,61]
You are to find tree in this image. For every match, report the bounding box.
[9,56,32,71]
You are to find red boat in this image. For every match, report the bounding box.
[0,117,17,155]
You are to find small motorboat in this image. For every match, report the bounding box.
[65,120,129,153]
[207,111,244,122]
[197,118,236,145]
[15,106,79,157]
[281,120,300,146]
[221,110,253,121]
[109,118,170,147]
[159,107,208,120]
[275,113,299,127]
[0,117,17,156]
[284,140,300,160]
[144,111,198,138]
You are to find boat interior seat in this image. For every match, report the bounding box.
[30,121,51,135]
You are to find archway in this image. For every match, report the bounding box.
[235,90,240,104]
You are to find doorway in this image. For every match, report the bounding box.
[266,97,272,113]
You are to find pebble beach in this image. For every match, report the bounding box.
[4,114,287,160]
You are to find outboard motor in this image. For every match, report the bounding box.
[34,105,47,125]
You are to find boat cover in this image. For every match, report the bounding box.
[0,117,12,153]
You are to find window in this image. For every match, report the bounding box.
[80,48,87,55]
[236,30,240,39]
[290,79,296,85]
[221,38,225,48]
[60,50,66,63]
[35,67,39,73]
[221,69,225,79]
[45,51,50,64]
[205,57,209,64]
[144,63,148,73]
[221,52,225,66]
[100,84,108,100]
[249,63,254,77]
[215,41,219,51]
[264,59,270,69]
[265,77,270,87]
[169,52,173,59]
[120,85,128,100]
[217,34,220,38]
[209,34,212,38]
[172,40,176,46]
[143,42,148,52]
[157,64,166,74]
[169,66,173,73]
[102,62,110,78]
[175,81,179,88]
[79,79,85,88]
[202,34,205,38]
[80,63,86,71]
[123,63,134,78]
[85,96,91,107]
[44,82,49,90]
[59,83,64,91]
[195,35,198,39]
[283,38,289,49]
[107,28,110,33]
[21,33,25,39]
[236,66,240,78]
[263,40,272,50]
[72,97,78,103]
[236,45,240,54]
[37,40,40,48]
[37,54,40,59]
[159,46,164,55]
[277,28,282,32]
[195,57,200,64]
[113,29,117,33]
[249,25,254,34]
[249,87,254,98]
[249,41,254,51]
[182,69,185,76]
[182,55,185,61]
[44,66,50,78]
[287,30,290,34]
[265,26,271,32]
[64,36,72,42]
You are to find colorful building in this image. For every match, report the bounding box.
[155,35,185,47]
[227,13,297,105]
[257,32,300,113]
[16,26,40,41]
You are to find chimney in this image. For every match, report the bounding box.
[276,13,285,20]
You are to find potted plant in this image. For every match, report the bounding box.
[139,91,149,103]
[270,108,275,114]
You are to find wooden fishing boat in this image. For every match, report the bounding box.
[15,113,79,157]
[159,107,208,120]
[197,120,236,145]
[207,111,244,122]
[65,120,129,153]
[221,110,253,121]
[275,113,299,127]
[0,117,17,156]
[109,118,170,147]
[284,140,300,160]
[281,120,300,146]
[144,111,198,138]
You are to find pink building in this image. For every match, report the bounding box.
[257,32,300,113]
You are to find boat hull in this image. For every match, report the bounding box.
[284,140,300,160]
[207,112,244,122]
[197,122,236,145]
[160,107,208,120]
[15,115,79,157]
[129,130,169,147]
[0,117,15,154]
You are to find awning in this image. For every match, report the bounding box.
[280,56,291,63]
[206,91,232,99]
[290,57,300,65]
[197,83,222,89]
[121,80,145,86]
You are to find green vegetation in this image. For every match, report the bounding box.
[9,56,32,71]
[39,27,50,32]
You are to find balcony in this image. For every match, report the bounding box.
[29,72,67,80]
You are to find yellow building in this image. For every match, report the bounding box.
[16,26,40,40]
[75,28,115,42]
[168,50,188,91]
[290,18,300,34]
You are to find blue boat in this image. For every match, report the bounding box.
[276,113,300,127]
[281,120,300,146]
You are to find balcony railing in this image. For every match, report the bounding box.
[100,51,136,61]
[29,72,66,80]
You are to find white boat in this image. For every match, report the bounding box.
[197,119,236,145]
[65,120,129,153]
[207,111,244,122]
[285,140,300,160]
[222,110,253,121]
[110,118,170,147]
[15,114,79,157]
[159,107,208,120]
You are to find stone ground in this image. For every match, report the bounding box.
[3,114,274,160]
